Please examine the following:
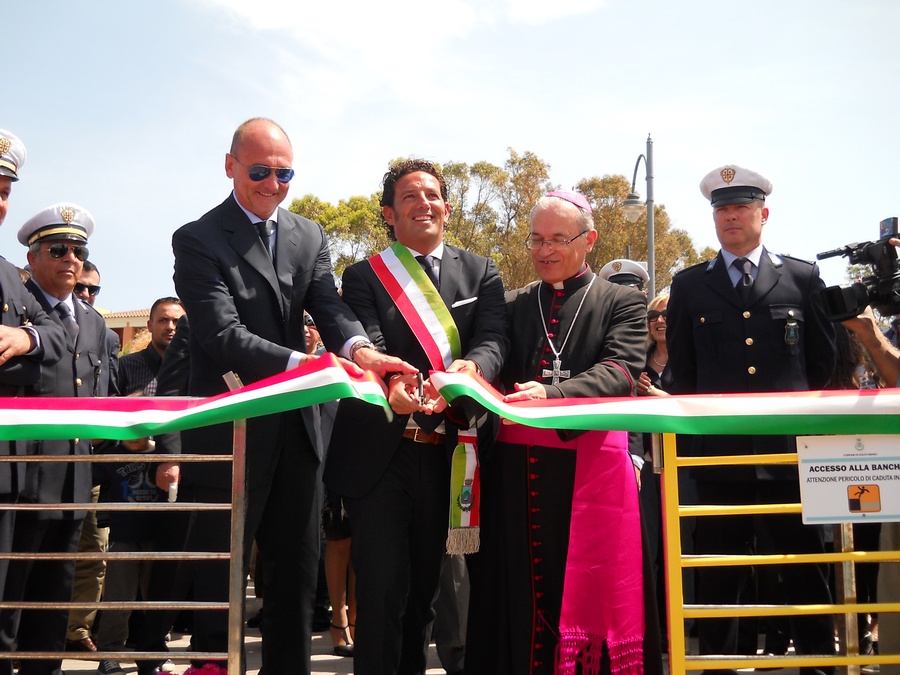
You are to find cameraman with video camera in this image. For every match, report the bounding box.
[841,242,900,675]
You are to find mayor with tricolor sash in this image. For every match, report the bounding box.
[325,159,508,675]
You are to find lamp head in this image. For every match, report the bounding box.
[622,192,645,223]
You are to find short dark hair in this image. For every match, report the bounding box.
[149,296,183,321]
[82,260,98,275]
[379,159,448,239]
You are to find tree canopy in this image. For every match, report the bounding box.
[288,148,712,294]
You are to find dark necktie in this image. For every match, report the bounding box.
[256,220,274,258]
[56,302,79,344]
[733,257,754,302]
[416,255,440,290]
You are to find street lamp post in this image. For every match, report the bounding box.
[622,134,655,300]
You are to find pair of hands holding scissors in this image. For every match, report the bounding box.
[386,359,480,416]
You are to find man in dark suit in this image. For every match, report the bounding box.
[0,130,67,608]
[168,118,413,675]
[664,165,837,674]
[325,159,508,675]
[0,202,111,675]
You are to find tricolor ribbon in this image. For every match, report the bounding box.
[0,353,390,441]
[428,371,900,435]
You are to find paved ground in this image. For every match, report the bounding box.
[53,594,874,675]
[58,594,446,675]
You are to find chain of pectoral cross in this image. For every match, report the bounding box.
[537,275,596,385]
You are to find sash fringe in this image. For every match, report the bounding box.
[446,525,479,554]
[556,633,644,675]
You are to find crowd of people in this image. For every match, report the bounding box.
[0,120,895,675]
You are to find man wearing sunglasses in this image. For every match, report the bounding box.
[162,117,415,675]
[0,131,67,623]
[0,202,113,675]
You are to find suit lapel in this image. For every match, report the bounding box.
[273,217,295,320]
[750,248,780,304]
[704,252,743,308]
[439,246,460,307]
[223,199,285,318]
[25,278,75,351]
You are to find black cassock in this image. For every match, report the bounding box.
[466,268,663,675]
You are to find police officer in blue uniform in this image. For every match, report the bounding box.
[0,203,111,675]
[664,165,837,674]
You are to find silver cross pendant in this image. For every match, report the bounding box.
[542,359,571,385]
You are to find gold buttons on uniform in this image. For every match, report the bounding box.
[745,338,754,346]
[700,317,706,324]
[2,304,7,312]
[75,378,83,387]
[743,311,751,319]
[788,310,795,317]
[748,367,756,375]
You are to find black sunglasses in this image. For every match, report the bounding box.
[74,282,101,297]
[47,243,89,262]
[232,156,294,184]
[648,310,668,322]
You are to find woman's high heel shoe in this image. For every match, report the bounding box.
[330,623,354,658]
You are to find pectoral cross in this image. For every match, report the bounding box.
[542,359,570,385]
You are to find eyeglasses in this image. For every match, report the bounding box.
[524,229,589,252]
[232,156,294,184]
[47,243,89,262]
[648,310,668,322]
[74,282,101,297]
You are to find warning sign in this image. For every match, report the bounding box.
[797,435,900,524]
[847,484,880,513]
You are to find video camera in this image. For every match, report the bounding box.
[816,217,900,321]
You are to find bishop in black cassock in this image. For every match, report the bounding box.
[465,190,662,675]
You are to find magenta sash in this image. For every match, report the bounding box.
[497,425,644,675]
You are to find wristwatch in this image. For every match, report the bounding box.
[349,339,375,362]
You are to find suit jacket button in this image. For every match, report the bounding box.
[745,338,754,346]
[700,316,706,324]
[747,366,756,375]
[2,304,6,312]
[75,378,83,387]
[743,311,751,319]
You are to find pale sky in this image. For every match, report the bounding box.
[4,0,899,312]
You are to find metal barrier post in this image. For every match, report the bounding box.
[660,432,688,672]
[228,417,248,675]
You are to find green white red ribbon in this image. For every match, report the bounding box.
[4,358,899,442]
[0,353,390,441]
[428,371,900,435]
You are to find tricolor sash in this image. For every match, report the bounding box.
[369,242,460,370]
[370,242,482,552]
[447,431,480,554]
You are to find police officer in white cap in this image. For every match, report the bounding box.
[0,203,112,675]
[664,165,837,674]
[0,132,67,616]
[0,129,27,227]
[598,258,650,292]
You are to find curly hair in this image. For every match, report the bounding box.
[379,159,448,239]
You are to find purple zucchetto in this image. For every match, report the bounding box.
[546,189,592,213]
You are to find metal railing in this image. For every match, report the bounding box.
[658,432,900,674]
[0,417,248,674]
